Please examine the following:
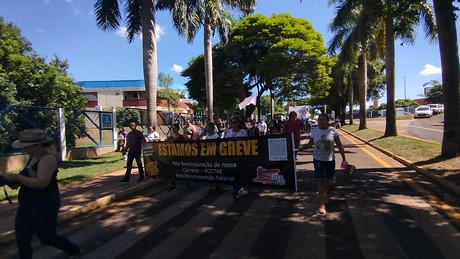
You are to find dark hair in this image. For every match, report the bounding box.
[207,122,215,128]
[318,113,329,121]
[230,117,244,129]
[172,123,180,130]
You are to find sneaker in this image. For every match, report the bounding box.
[232,194,240,201]
[119,179,130,183]
[168,186,177,193]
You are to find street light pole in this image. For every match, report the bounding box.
[403,76,407,100]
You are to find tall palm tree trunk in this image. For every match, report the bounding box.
[348,72,354,125]
[204,23,214,120]
[433,0,460,157]
[358,53,367,130]
[384,3,397,137]
[142,0,158,126]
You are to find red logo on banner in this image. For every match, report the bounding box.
[252,166,286,185]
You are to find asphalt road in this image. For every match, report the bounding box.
[2,132,458,259]
[366,114,444,143]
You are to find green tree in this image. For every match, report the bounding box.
[157,88,186,111]
[328,0,436,136]
[0,18,87,149]
[328,0,376,130]
[157,0,255,120]
[158,72,174,88]
[116,107,141,127]
[226,13,333,120]
[432,0,459,157]
[260,95,284,114]
[94,0,158,126]
[423,81,443,104]
[181,45,244,116]
[0,74,16,104]
[395,99,419,108]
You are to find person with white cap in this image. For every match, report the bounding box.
[1,128,82,258]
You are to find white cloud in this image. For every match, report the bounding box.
[116,24,165,41]
[116,27,128,37]
[170,64,184,73]
[419,64,442,76]
[155,24,165,41]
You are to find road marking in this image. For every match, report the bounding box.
[366,126,440,143]
[405,124,443,133]
[341,133,460,224]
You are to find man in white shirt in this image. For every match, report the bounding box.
[258,120,268,136]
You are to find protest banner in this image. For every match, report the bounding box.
[143,134,297,190]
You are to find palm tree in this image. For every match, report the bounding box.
[328,0,375,130]
[329,0,436,136]
[94,0,158,126]
[432,0,460,157]
[157,0,255,120]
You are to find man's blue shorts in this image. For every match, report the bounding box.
[313,159,336,180]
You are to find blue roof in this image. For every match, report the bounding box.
[77,80,145,89]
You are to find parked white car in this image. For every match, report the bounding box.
[414,106,433,118]
[428,104,441,115]
[438,104,444,113]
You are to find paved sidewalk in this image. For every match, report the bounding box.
[0,169,155,244]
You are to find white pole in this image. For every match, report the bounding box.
[58,108,66,161]
[112,106,117,150]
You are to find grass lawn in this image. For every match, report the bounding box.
[342,124,459,184]
[1,152,126,200]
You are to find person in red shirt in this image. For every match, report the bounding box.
[283,111,303,160]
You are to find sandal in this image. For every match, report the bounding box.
[318,205,327,215]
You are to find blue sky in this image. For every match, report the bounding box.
[1,0,458,104]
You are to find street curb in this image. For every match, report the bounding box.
[340,128,460,196]
[0,179,157,245]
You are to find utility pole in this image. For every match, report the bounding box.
[403,76,407,100]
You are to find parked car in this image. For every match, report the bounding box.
[438,104,444,113]
[428,104,441,115]
[414,106,433,118]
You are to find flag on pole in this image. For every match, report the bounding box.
[298,106,310,118]
[238,95,257,110]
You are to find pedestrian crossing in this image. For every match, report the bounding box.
[17,169,459,259]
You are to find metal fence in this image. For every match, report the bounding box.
[0,104,116,160]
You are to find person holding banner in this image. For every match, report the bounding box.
[145,124,160,142]
[283,111,303,161]
[203,122,223,196]
[303,113,347,215]
[184,119,200,140]
[225,117,248,200]
[167,123,185,193]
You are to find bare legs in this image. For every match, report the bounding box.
[316,178,336,214]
